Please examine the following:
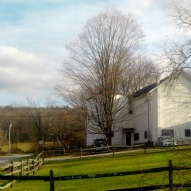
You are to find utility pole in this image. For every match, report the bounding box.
[145,99,150,140]
[8,121,12,155]
[147,99,150,140]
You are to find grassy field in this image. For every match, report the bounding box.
[3,148,191,191]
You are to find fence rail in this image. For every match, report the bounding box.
[0,152,44,190]
[42,144,146,159]
[0,160,191,191]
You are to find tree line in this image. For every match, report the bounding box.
[0,105,86,150]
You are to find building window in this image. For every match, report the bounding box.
[144,131,147,139]
[162,129,174,137]
[185,129,191,137]
[134,133,139,141]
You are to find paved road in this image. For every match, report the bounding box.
[0,154,33,165]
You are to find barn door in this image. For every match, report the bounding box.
[126,132,131,145]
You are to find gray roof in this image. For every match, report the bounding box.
[133,77,168,98]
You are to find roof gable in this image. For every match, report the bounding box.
[133,77,168,98]
[133,71,191,98]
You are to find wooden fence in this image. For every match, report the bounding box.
[0,152,44,190]
[42,144,146,159]
[0,160,191,191]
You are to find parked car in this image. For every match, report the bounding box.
[93,139,108,147]
[90,139,108,152]
[156,136,177,147]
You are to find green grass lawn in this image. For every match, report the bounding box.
[3,149,191,191]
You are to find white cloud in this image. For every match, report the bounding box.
[0,1,106,105]
[0,46,56,100]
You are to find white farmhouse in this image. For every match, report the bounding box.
[87,71,191,146]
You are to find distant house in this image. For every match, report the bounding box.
[86,71,191,146]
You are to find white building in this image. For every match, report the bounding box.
[87,71,191,146]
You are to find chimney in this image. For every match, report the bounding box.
[156,75,160,86]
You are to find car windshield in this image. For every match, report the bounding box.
[163,137,173,140]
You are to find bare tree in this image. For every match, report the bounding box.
[24,100,53,145]
[160,2,191,76]
[156,2,191,112]
[47,106,86,147]
[120,55,159,95]
[173,2,191,30]
[58,8,158,145]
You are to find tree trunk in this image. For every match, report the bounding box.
[107,137,112,146]
[105,129,113,146]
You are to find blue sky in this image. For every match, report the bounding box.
[0,0,187,106]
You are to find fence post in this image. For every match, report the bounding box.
[62,147,65,156]
[19,159,23,182]
[42,155,45,165]
[144,143,147,154]
[112,146,115,158]
[50,169,55,191]
[11,161,14,187]
[80,147,82,160]
[169,160,173,191]
[37,157,40,170]
[27,159,30,176]
[173,139,175,151]
[32,156,35,175]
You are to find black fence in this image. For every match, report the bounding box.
[0,160,191,191]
